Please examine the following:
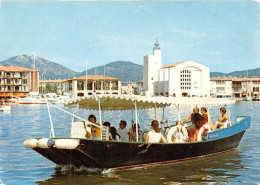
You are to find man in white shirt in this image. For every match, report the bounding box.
[117,120,128,141]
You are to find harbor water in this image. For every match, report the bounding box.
[0,101,259,184]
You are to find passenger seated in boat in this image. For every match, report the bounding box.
[201,107,214,130]
[171,121,187,143]
[117,120,128,141]
[213,107,230,131]
[181,107,199,124]
[160,120,170,134]
[145,120,167,143]
[86,114,101,140]
[128,123,144,142]
[188,113,207,142]
[103,121,111,138]
[109,127,121,141]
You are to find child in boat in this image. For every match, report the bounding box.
[128,123,144,142]
[213,107,230,130]
[110,126,121,141]
[171,121,187,143]
[201,107,214,130]
[86,114,101,140]
[160,120,170,134]
[145,120,167,143]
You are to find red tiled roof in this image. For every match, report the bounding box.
[210,77,232,81]
[162,62,185,69]
[73,75,121,81]
[40,79,68,83]
[210,77,260,82]
[232,78,260,82]
[0,65,38,72]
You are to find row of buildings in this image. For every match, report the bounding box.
[0,64,122,98]
[0,65,39,98]
[138,41,260,99]
[0,41,259,99]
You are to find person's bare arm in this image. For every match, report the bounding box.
[218,114,228,122]
[160,134,167,143]
[181,115,191,123]
[144,132,149,142]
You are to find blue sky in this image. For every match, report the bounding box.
[0,0,259,73]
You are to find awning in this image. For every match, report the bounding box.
[66,95,236,111]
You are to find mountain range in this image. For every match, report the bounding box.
[0,55,259,84]
[0,55,77,80]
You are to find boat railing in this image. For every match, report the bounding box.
[46,102,104,139]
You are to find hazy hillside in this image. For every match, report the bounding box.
[77,61,143,84]
[211,67,260,78]
[0,54,77,80]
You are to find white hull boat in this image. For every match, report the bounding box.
[0,105,11,111]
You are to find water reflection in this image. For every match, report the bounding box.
[37,150,247,185]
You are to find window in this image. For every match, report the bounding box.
[77,82,84,90]
[180,70,191,90]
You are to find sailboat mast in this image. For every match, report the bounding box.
[95,68,97,91]
[85,60,88,96]
[33,55,35,92]
[103,65,106,91]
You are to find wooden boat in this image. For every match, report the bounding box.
[23,95,250,169]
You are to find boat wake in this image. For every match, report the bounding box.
[55,164,104,174]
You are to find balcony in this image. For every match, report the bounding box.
[111,86,118,90]
[232,85,242,88]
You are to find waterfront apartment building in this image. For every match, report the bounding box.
[142,40,210,97]
[63,75,121,98]
[40,75,122,98]
[0,65,39,98]
[210,77,260,98]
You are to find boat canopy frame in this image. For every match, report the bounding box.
[47,95,236,141]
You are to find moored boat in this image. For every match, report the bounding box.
[0,104,11,111]
[16,92,45,104]
[24,95,250,169]
[44,93,61,104]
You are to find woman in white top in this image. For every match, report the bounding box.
[145,120,167,143]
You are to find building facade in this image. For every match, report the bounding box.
[0,65,39,98]
[121,83,138,95]
[143,41,210,97]
[40,75,122,98]
[65,75,122,98]
[39,79,67,95]
[210,77,260,98]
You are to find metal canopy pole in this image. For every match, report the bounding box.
[154,103,157,120]
[134,100,139,142]
[206,106,211,131]
[177,104,181,135]
[161,106,165,129]
[162,106,165,121]
[98,98,103,139]
[46,101,55,138]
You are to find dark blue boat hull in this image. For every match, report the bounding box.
[33,116,251,169]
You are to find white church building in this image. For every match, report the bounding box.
[142,40,210,97]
